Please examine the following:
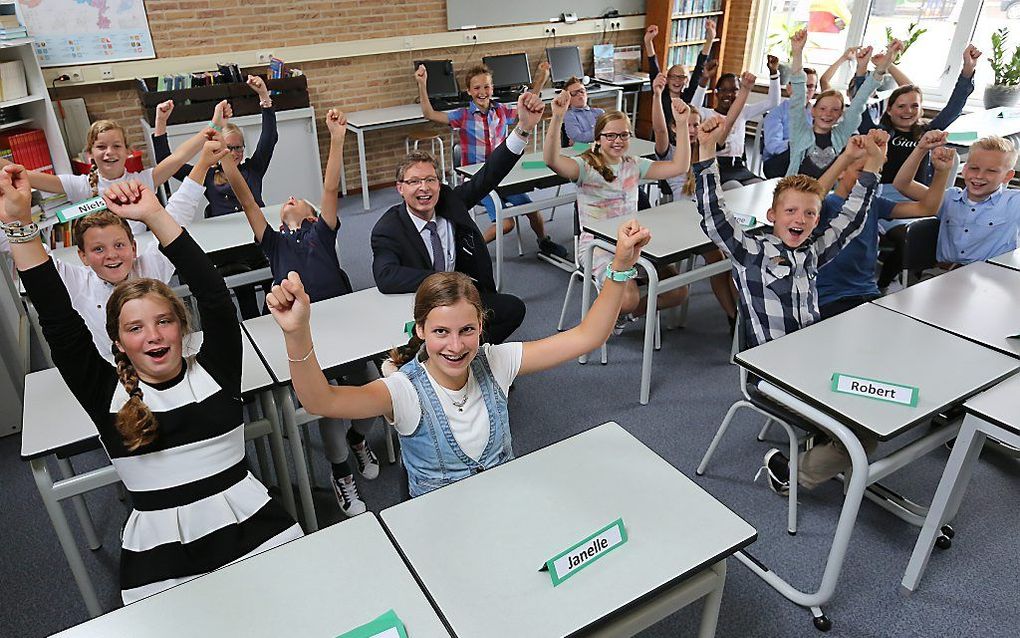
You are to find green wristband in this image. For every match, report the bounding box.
[208,122,223,132]
[604,264,638,282]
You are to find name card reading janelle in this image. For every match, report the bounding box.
[831,373,919,407]
[545,518,628,586]
[732,213,756,228]
[56,196,108,223]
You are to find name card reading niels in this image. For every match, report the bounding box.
[57,196,108,223]
[544,518,628,586]
[831,373,919,407]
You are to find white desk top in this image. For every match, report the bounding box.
[736,303,1020,440]
[872,261,1020,359]
[945,107,1020,146]
[243,287,414,384]
[964,372,1020,435]
[20,331,273,460]
[48,206,285,266]
[380,422,756,638]
[51,514,452,638]
[989,247,1020,272]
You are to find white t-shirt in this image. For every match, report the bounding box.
[56,169,191,236]
[690,76,781,159]
[382,342,523,461]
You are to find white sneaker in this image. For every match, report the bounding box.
[331,474,367,517]
[352,441,380,480]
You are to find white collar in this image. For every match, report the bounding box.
[406,205,442,233]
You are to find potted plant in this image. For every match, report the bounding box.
[881,22,927,89]
[986,27,1020,109]
[766,17,806,84]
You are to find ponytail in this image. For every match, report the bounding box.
[113,350,159,451]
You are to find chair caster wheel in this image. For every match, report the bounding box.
[940,524,955,539]
[813,614,832,632]
[935,535,952,550]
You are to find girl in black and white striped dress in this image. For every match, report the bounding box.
[1,167,301,604]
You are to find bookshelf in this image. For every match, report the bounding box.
[0,40,70,176]
[637,0,731,138]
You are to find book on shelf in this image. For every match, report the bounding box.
[0,60,27,102]
[673,0,722,14]
[0,128,53,173]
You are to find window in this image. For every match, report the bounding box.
[750,0,1003,104]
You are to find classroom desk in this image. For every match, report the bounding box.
[343,86,624,211]
[901,372,1020,592]
[242,287,414,532]
[52,514,452,637]
[20,331,291,618]
[380,422,756,638]
[455,138,658,291]
[988,247,1020,271]
[872,261,1020,358]
[731,302,1018,628]
[945,106,1020,146]
[578,179,778,405]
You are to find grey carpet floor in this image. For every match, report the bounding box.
[2,184,1018,637]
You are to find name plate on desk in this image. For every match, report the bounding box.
[733,213,756,228]
[336,609,407,638]
[831,373,918,407]
[545,518,628,586]
[56,196,107,223]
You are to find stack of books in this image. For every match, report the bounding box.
[0,6,26,41]
[0,128,53,173]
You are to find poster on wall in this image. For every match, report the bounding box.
[16,0,156,67]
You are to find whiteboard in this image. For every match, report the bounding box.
[446,0,645,30]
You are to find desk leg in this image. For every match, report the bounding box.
[697,560,727,638]
[259,390,297,521]
[355,127,370,211]
[900,414,993,593]
[56,458,101,551]
[31,457,103,617]
[491,190,505,291]
[615,89,623,111]
[274,386,318,532]
[578,241,596,364]
[639,256,659,405]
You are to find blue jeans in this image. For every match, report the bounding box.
[480,192,532,223]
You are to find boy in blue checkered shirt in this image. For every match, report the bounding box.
[694,119,885,495]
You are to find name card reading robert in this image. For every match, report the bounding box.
[545,518,627,586]
[831,373,919,407]
[56,196,108,223]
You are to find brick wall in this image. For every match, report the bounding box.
[46,2,756,193]
[722,0,758,76]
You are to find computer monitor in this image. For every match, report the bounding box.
[412,59,459,98]
[546,46,584,84]
[482,53,532,90]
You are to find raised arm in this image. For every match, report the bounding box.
[790,28,807,76]
[152,100,230,186]
[415,65,450,126]
[892,130,948,200]
[162,135,228,228]
[151,100,193,182]
[651,74,671,156]
[694,119,755,260]
[820,47,857,92]
[243,76,279,177]
[816,140,863,194]
[813,133,882,264]
[928,45,980,131]
[0,158,64,193]
[741,56,783,118]
[719,72,756,141]
[543,91,582,180]
[267,271,394,419]
[530,60,550,93]
[319,108,346,230]
[835,45,897,140]
[646,99,691,180]
[644,25,660,75]
[519,221,650,374]
[221,147,268,242]
[890,146,956,219]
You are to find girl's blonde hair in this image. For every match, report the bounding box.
[389,272,488,368]
[85,120,129,196]
[213,123,244,186]
[580,110,633,183]
[105,279,191,452]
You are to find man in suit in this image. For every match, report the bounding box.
[371,91,546,344]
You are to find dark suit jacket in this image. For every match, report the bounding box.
[371,139,522,294]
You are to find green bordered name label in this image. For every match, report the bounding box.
[544,518,627,586]
[336,609,407,638]
[56,195,107,223]
[572,142,591,151]
[521,160,548,169]
[732,213,756,228]
[831,373,918,407]
[946,131,978,143]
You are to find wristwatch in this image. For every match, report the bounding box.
[604,264,638,282]
[514,126,531,139]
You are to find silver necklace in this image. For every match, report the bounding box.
[436,378,470,412]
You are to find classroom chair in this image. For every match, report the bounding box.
[406,131,448,184]
[900,217,940,287]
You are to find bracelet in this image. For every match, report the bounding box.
[208,122,223,132]
[514,126,531,139]
[287,345,315,363]
[1,220,39,243]
[604,264,638,282]
[259,98,273,108]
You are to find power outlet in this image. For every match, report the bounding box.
[256,50,274,64]
[610,20,622,30]
[545,27,557,36]
[463,32,477,43]
[67,67,84,82]
[100,66,114,80]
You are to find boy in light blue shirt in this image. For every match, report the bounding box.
[895,133,1019,265]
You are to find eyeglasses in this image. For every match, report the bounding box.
[667,74,688,81]
[568,88,587,97]
[400,177,440,187]
[227,145,244,152]
[599,132,632,141]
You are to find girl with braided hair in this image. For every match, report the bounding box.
[1,165,301,604]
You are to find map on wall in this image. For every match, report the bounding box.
[16,0,156,67]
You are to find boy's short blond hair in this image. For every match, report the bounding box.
[463,65,492,87]
[771,175,826,209]
[971,135,1018,168]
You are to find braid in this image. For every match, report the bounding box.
[88,160,99,197]
[580,146,618,183]
[389,334,424,368]
[113,350,159,451]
